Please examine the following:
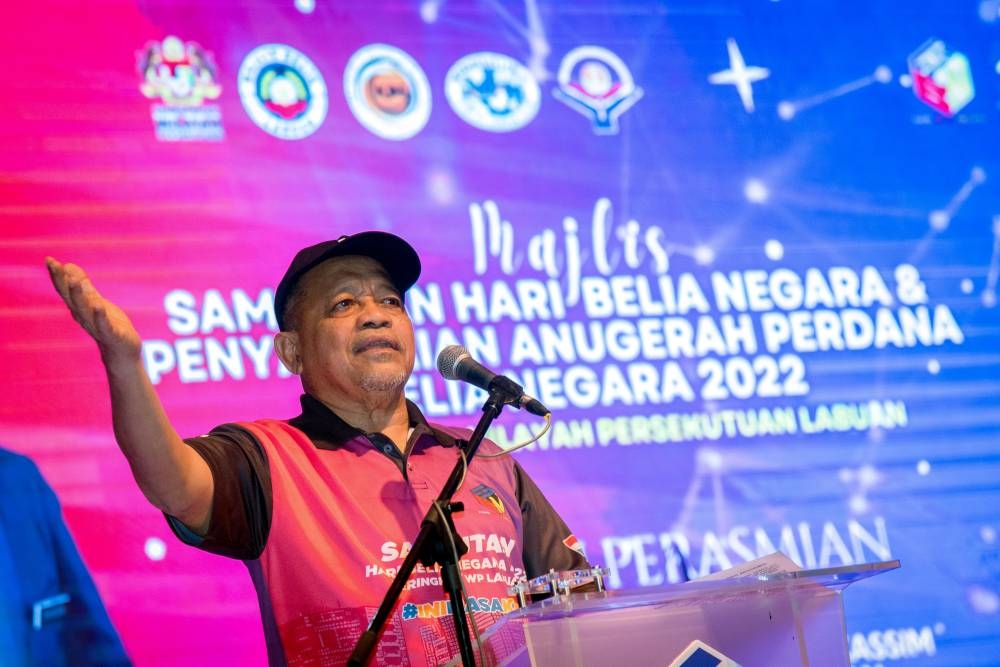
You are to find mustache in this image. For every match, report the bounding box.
[353,336,401,354]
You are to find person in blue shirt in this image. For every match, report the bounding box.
[0,447,131,666]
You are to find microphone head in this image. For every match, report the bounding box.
[436,345,470,380]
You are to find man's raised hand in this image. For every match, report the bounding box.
[46,258,142,364]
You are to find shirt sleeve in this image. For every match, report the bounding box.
[165,424,272,561]
[513,462,591,579]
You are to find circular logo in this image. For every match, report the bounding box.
[445,52,540,132]
[238,44,328,140]
[344,44,431,141]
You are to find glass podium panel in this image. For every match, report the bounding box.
[451,560,900,667]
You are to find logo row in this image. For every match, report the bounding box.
[137,37,644,141]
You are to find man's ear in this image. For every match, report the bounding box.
[274,331,302,375]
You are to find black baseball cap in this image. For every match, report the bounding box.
[273,231,421,330]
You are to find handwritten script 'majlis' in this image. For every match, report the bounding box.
[469,198,671,306]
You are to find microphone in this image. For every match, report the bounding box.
[436,345,550,417]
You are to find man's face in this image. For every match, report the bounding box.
[290,255,415,403]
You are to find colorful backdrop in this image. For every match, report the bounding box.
[2,1,999,665]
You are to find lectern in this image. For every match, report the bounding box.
[458,560,900,667]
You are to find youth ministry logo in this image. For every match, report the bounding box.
[238,44,328,140]
[444,52,541,132]
[137,35,224,141]
[553,45,643,135]
[344,44,431,140]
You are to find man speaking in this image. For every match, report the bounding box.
[48,231,589,665]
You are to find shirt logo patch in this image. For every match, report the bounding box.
[471,484,506,514]
[562,534,587,558]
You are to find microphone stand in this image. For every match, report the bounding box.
[349,377,524,667]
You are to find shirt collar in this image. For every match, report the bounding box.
[289,393,459,450]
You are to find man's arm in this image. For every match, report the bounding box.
[513,462,591,577]
[46,258,213,532]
